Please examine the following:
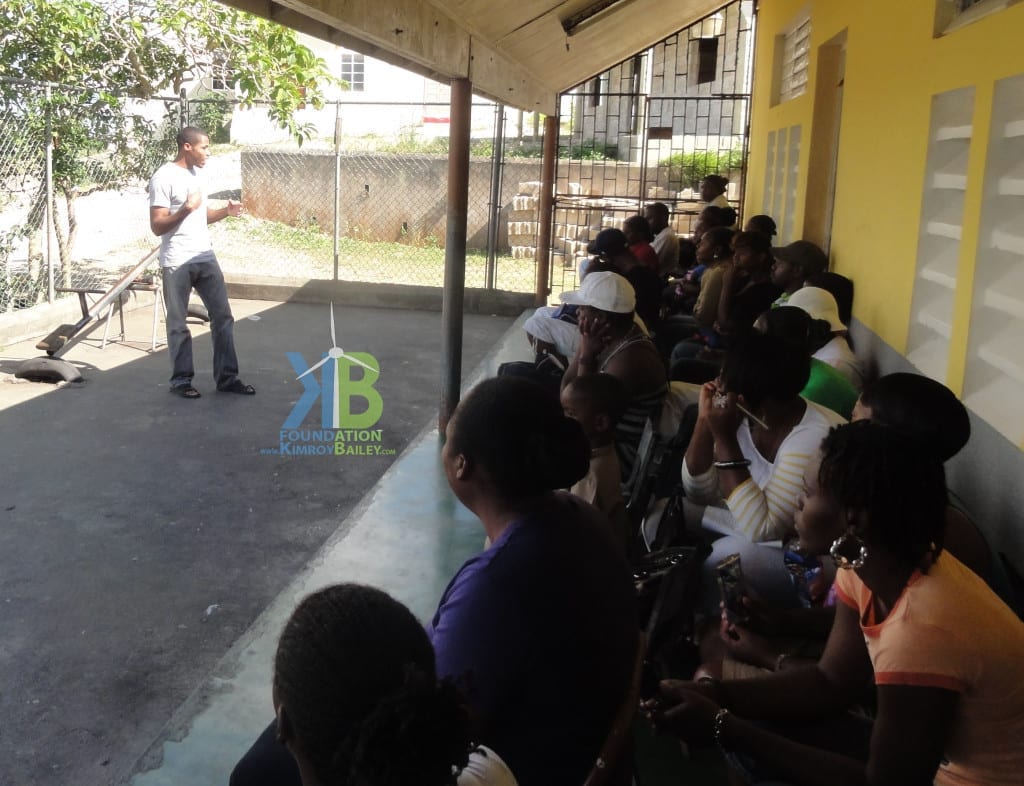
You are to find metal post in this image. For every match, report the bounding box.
[44,86,54,303]
[535,115,558,306]
[333,108,342,281]
[484,103,505,290]
[439,78,472,432]
[179,87,187,128]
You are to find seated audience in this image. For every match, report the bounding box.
[437,376,638,786]
[769,240,829,306]
[743,214,777,240]
[701,371,1003,681]
[662,227,736,368]
[787,286,865,390]
[762,306,858,419]
[700,174,731,209]
[807,271,854,329]
[587,228,663,332]
[622,214,661,273]
[678,331,845,609]
[646,420,1024,786]
[561,373,630,549]
[715,230,781,338]
[645,201,681,277]
[254,583,516,786]
[561,272,668,483]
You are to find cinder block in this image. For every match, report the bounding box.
[511,245,536,259]
[518,182,543,197]
[508,209,537,222]
[511,195,539,211]
[509,232,537,245]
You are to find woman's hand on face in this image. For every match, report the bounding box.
[641,679,721,744]
[699,384,745,440]
[577,310,613,362]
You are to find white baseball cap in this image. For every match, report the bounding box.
[559,271,636,314]
[787,286,846,331]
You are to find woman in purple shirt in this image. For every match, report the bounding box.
[434,376,638,786]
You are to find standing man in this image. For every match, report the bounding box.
[149,127,254,398]
[644,201,681,278]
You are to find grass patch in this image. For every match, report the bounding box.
[215,216,537,292]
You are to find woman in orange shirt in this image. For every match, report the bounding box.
[645,420,1024,786]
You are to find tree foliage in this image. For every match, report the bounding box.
[0,0,336,280]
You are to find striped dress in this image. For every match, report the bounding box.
[682,399,847,541]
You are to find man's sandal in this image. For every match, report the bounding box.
[218,380,256,395]
[170,385,202,399]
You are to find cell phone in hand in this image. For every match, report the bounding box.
[716,553,748,624]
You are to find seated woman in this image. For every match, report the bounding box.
[659,226,736,360]
[700,370,995,681]
[787,286,864,390]
[678,331,845,609]
[561,271,668,483]
[268,583,516,786]
[645,420,1024,786]
[669,231,781,381]
[437,376,639,786]
[233,377,638,786]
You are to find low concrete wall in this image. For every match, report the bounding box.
[225,274,536,317]
[242,152,545,250]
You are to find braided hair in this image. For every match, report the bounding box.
[273,584,472,786]
[818,420,947,571]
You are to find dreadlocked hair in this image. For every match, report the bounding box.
[273,584,472,786]
[818,420,947,571]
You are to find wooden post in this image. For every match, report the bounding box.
[439,78,473,432]
[535,114,558,306]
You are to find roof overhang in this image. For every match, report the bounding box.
[221,0,727,113]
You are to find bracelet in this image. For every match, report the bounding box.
[774,652,792,671]
[712,708,731,749]
[714,459,751,470]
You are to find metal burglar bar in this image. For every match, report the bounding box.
[552,0,755,293]
[0,78,544,318]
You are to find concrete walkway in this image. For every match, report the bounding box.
[0,298,526,786]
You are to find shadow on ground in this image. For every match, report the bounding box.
[0,301,515,786]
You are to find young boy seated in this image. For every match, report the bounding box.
[560,373,630,549]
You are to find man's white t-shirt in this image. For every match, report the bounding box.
[149,162,212,268]
[651,226,680,277]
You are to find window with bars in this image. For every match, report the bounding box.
[938,0,1023,34]
[341,54,365,92]
[775,15,811,104]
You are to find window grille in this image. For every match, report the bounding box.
[341,54,365,91]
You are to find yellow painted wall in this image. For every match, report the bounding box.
[746,0,1024,395]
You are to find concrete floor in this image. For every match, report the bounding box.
[0,298,524,786]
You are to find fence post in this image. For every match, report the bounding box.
[333,107,342,281]
[484,103,505,290]
[535,114,558,306]
[44,86,54,304]
[439,78,472,432]
[179,88,187,128]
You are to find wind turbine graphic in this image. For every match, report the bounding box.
[297,303,378,428]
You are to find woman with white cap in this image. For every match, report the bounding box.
[787,286,864,390]
[560,271,668,483]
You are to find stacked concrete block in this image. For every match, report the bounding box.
[508,182,541,260]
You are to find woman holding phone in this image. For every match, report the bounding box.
[645,420,1024,786]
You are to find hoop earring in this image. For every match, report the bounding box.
[830,528,868,570]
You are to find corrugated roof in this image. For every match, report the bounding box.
[223,0,725,112]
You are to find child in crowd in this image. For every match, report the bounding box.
[561,373,630,549]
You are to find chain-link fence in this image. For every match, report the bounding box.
[0,77,545,317]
